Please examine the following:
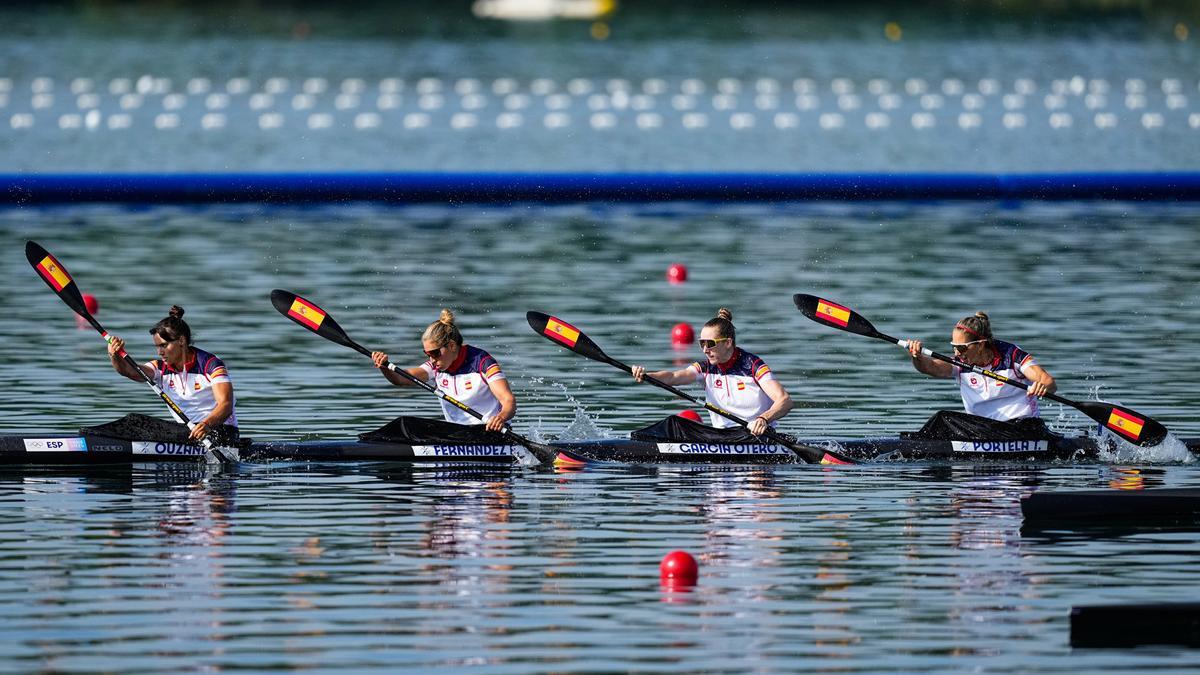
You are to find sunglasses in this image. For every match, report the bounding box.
[950,339,986,352]
[698,337,731,349]
[423,345,445,358]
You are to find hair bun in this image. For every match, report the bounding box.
[974,311,989,321]
[438,308,456,326]
[168,305,185,319]
[715,307,733,322]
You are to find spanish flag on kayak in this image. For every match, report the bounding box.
[815,299,851,328]
[544,317,580,348]
[1106,408,1145,441]
[288,297,326,331]
[36,255,72,292]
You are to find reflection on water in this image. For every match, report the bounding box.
[1,461,1199,670]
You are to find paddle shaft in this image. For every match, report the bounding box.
[621,360,846,464]
[92,313,238,461]
[525,310,854,464]
[341,336,549,462]
[794,293,1167,446]
[26,241,232,459]
[879,328,1097,412]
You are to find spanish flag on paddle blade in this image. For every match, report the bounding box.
[815,299,851,328]
[36,255,72,292]
[1106,408,1145,441]
[288,297,326,331]
[544,317,580,348]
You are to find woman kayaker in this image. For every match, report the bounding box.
[630,308,793,436]
[106,305,238,443]
[905,311,1057,437]
[371,309,515,433]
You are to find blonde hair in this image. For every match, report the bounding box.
[422,308,462,347]
[703,307,736,342]
[955,311,992,341]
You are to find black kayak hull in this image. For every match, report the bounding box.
[3,432,1197,465]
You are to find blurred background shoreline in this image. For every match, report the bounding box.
[2,0,1197,176]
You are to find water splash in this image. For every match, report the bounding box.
[1095,431,1194,464]
[523,377,614,441]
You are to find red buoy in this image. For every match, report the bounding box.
[677,410,702,422]
[83,294,99,314]
[660,550,699,584]
[666,263,688,284]
[671,322,694,347]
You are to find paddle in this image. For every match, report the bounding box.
[270,289,559,467]
[525,311,855,465]
[794,293,1169,447]
[25,241,239,464]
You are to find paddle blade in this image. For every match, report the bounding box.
[526,311,613,365]
[1075,400,1169,447]
[270,289,356,349]
[793,293,883,339]
[26,241,91,320]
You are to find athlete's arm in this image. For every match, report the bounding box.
[106,336,155,382]
[906,339,954,378]
[485,378,517,432]
[1022,363,1056,398]
[371,351,427,386]
[190,381,234,442]
[631,364,696,386]
[749,378,793,436]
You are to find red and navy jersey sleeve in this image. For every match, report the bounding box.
[747,354,773,382]
[477,351,506,382]
[196,349,232,383]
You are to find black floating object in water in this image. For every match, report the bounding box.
[1071,602,1200,648]
[1021,488,1200,524]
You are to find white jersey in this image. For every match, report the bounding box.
[689,348,778,429]
[146,347,238,427]
[954,340,1039,421]
[419,345,507,425]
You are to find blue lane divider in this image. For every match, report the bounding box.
[3,172,1200,203]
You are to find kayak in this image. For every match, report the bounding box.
[3,430,1196,466]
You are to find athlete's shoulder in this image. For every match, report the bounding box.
[194,348,230,378]
[460,345,502,373]
[994,340,1032,367]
